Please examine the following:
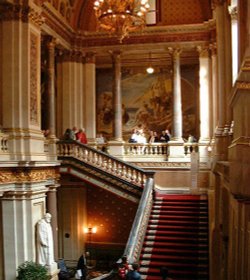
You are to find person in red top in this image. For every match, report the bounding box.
[76,128,88,144]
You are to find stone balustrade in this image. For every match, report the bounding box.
[0,132,9,153]
[57,140,153,188]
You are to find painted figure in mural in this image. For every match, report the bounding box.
[36,213,55,266]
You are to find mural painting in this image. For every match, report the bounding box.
[96,67,198,141]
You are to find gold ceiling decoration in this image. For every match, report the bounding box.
[93,0,150,42]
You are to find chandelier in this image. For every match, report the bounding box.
[94,0,150,42]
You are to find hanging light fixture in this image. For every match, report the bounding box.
[93,0,150,42]
[146,52,154,74]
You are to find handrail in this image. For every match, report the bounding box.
[124,176,154,263]
[57,140,153,188]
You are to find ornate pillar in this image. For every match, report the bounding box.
[171,48,183,142]
[0,2,46,161]
[212,0,231,161]
[46,37,56,138]
[46,185,59,260]
[210,44,218,138]
[212,0,227,136]
[197,46,211,143]
[112,51,123,141]
[84,52,96,143]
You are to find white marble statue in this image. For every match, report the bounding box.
[36,213,55,266]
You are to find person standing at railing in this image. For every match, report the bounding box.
[62,128,75,140]
[76,128,88,144]
[159,130,170,142]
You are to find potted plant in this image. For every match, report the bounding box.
[17,261,49,280]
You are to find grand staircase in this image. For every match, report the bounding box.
[139,193,209,280]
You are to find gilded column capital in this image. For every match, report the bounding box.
[58,49,84,63]
[209,43,217,56]
[168,47,182,58]
[197,46,210,58]
[0,3,43,26]
[228,6,238,20]
[84,52,96,64]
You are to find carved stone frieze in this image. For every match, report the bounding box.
[0,167,60,184]
[236,81,250,90]
[0,3,43,26]
[30,32,39,125]
[240,58,250,72]
[197,46,210,57]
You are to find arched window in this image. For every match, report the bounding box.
[146,0,159,25]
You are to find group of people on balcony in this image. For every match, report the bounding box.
[129,128,171,144]
[63,127,88,144]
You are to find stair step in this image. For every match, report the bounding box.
[140,254,208,264]
[152,209,208,216]
[143,241,208,249]
[144,235,208,244]
[140,267,209,276]
[148,223,208,231]
[150,214,208,221]
[140,260,208,270]
[141,247,208,258]
[146,229,208,237]
[153,205,208,211]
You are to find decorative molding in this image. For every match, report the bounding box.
[30,32,39,125]
[197,46,210,57]
[236,81,250,90]
[0,167,59,184]
[240,58,250,72]
[0,3,29,22]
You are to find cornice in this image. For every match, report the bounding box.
[80,21,216,48]
[0,167,60,184]
[41,2,74,47]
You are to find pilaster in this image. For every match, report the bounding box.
[0,1,46,161]
[84,52,96,143]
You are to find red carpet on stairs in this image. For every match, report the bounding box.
[139,193,209,280]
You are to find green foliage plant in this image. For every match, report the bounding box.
[17,261,49,280]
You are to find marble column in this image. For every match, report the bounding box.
[171,48,183,142]
[46,37,56,138]
[197,46,211,143]
[212,0,227,135]
[112,51,123,142]
[46,185,59,260]
[212,0,231,161]
[210,44,218,138]
[84,52,96,143]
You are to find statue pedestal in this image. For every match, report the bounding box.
[47,262,59,280]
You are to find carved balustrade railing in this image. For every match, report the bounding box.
[57,140,153,188]
[123,143,169,156]
[0,132,9,153]
[184,142,199,155]
[124,176,154,263]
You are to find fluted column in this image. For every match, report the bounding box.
[112,51,123,141]
[46,185,59,260]
[84,52,96,142]
[212,0,227,135]
[170,48,183,142]
[46,37,56,138]
[210,44,218,137]
[198,46,211,143]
